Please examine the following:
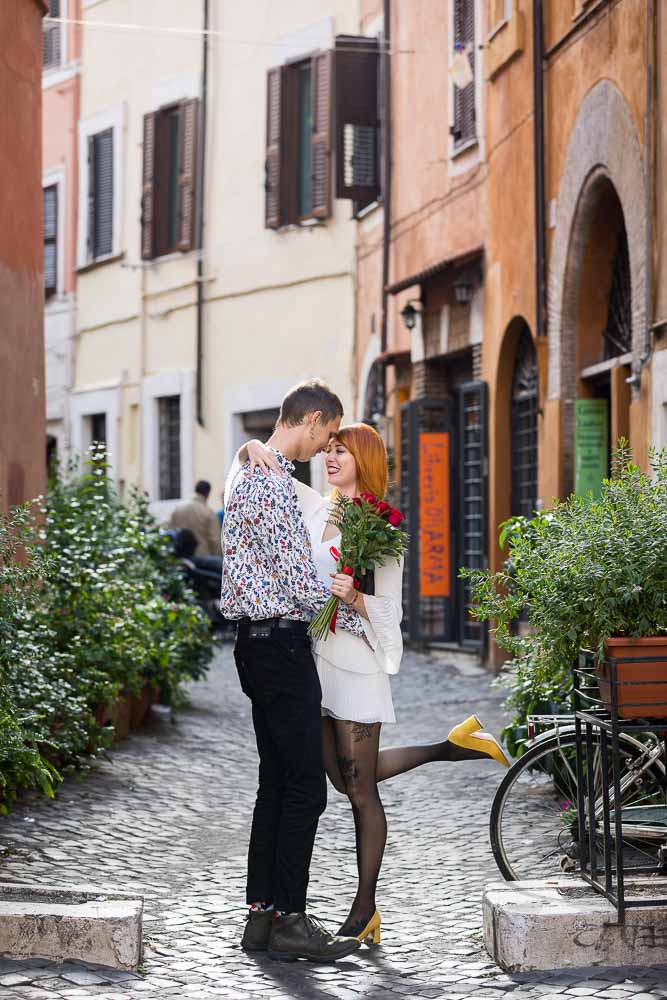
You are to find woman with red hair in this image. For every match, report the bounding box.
[242,426,508,947]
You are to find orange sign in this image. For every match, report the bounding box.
[419,433,450,597]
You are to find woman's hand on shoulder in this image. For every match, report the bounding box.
[242,439,283,477]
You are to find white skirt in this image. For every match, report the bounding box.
[316,657,396,724]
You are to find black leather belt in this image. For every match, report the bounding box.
[236,617,309,640]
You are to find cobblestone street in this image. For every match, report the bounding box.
[0,645,666,999]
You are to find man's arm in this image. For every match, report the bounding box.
[248,475,364,636]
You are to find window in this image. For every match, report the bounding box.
[158,396,181,500]
[78,105,125,269]
[43,184,58,299]
[43,0,62,71]
[298,65,313,219]
[86,129,114,262]
[488,0,512,32]
[335,35,380,210]
[265,53,332,228]
[141,100,199,260]
[451,0,476,149]
[89,412,107,445]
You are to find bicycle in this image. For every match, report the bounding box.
[489,713,667,881]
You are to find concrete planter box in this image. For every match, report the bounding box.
[484,877,667,972]
[0,883,143,970]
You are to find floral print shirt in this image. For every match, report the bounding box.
[220,450,363,635]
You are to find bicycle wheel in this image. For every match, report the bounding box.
[490,731,666,881]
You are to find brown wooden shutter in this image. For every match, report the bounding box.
[141,112,157,260]
[177,99,199,251]
[335,36,379,203]
[452,0,476,147]
[310,51,333,220]
[265,67,284,229]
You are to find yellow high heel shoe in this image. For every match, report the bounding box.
[356,910,381,946]
[447,715,510,768]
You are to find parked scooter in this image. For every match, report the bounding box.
[168,528,229,633]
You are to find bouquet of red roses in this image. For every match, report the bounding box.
[308,492,409,641]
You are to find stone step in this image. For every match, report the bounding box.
[484,877,667,972]
[0,883,143,971]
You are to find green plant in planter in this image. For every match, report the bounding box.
[461,445,667,752]
[0,501,61,806]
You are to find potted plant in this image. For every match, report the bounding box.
[461,444,667,724]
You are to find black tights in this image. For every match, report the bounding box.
[322,719,485,934]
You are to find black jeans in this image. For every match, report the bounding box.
[234,627,327,914]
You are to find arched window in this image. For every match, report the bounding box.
[510,327,538,518]
[603,227,632,360]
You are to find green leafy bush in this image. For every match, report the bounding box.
[0,448,214,809]
[462,446,667,754]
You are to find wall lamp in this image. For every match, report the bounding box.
[400,300,422,330]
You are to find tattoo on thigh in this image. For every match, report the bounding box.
[351,722,374,743]
[338,756,360,783]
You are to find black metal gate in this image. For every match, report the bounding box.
[456,381,488,649]
[510,328,538,518]
[400,398,455,643]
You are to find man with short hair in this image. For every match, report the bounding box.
[222,379,363,963]
[169,479,220,557]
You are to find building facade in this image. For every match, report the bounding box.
[355,0,666,659]
[0,0,48,509]
[42,0,81,468]
[66,0,371,517]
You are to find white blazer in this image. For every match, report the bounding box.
[302,486,404,678]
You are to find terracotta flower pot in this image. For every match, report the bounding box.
[111,694,132,740]
[130,682,152,730]
[596,636,667,719]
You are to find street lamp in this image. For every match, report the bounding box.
[400,301,420,330]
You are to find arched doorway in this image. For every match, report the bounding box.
[547,81,645,496]
[571,175,632,493]
[510,326,538,518]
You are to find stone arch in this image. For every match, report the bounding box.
[547,79,646,490]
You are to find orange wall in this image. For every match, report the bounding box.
[0,0,47,507]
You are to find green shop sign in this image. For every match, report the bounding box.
[574,399,608,498]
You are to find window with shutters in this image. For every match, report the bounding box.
[141,100,199,260]
[158,396,181,501]
[43,0,63,71]
[43,185,58,299]
[78,105,125,270]
[264,52,332,229]
[335,35,380,211]
[451,0,477,150]
[86,129,114,262]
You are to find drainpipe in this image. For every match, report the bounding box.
[532,0,546,340]
[642,0,655,370]
[380,0,391,405]
[195,0,210,426]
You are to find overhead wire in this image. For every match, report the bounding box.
[44,17,401,54]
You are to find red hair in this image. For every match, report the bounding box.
[333,423,388,500]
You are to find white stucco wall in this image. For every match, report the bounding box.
[76,0,361,506]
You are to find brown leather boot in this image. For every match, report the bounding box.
[241,908,274,951]
[267,912,362,963]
